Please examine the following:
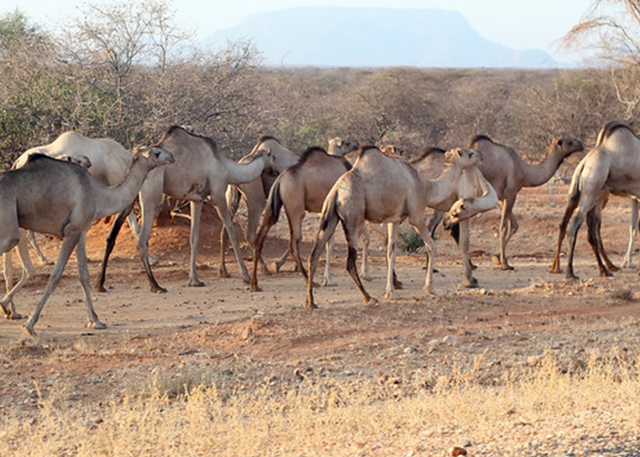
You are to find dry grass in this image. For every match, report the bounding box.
[1,353,638,456]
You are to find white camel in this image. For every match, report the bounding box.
[0,147,174,336]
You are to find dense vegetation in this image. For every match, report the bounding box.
[0,1,638,169]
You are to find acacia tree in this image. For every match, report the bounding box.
[561,0,640,121]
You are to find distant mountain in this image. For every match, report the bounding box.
[202,7,561,69]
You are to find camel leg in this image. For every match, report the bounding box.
[384,223,399,300]
[287,211,308,280]
[189,201,205,286]
[27,230,53,265]
[95,205,133,292]
[214,197,250,284]
[75,233,106,330]
[1,233,33,319]
[621,198,638,268]
[458,220,478,288]
[138,190,166,293]
[408,217,436,295]
[361,225,372,281]
[23,234,79,337]
[322,238,336,286]
[586,207,613,277]
[550,196,579,273]
[492,196,516,270]
[306,209,343,308]
[341,218,374,305]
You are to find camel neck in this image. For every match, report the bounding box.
[424,162,464,207]
[521,147,566,188]
[226,154,267,186]
[94,158,150,219]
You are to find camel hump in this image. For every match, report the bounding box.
[595,121,636,147]
[257,135,279,144]
[24,153,54,165]
[410,146,446,163]
[468,134,494,148]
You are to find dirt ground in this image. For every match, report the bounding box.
[1,182,640,453]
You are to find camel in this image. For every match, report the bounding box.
[250,145,373,293]
[0,146,174,336]
[461,134,584,270]
[11,132,142,268]
[409,147,498,287]
[305,146,498,309]
[223,137,360,277]
[220,136,302,278]
[550,121,640,279]
[95,125,277,293]
[2,154,93,314]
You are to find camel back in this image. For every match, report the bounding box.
[410,146,446,164]
[158,125,220,158]
[595,121,638,147]
[292,146,351,172]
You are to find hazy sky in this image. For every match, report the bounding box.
[3,0,592,58]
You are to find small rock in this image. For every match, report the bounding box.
[450,446,467,456]
[404,346,416,354]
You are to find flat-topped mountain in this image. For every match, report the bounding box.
[202,6,560,68]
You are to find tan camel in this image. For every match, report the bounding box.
[223,137,360,277]
[2,154,94,315]
[409,147,499,287]
[0,147,174,336]
[250,146,373,293]
[95,125,276,293]
[11,132,142,267]
[550,121,640,279]
[305,146,497,309]
[466,134,584,270]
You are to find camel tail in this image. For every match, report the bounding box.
[264,177,284,226]
[568,160,586,204]
[320,188,340,233]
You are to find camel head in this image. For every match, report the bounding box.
[552,137,584,158]
[328,137,360,156]
[380,144,404,157]
[249,145,278,176]
[132,146,175,169]
[445,148,483,169]
[59,154,92,170]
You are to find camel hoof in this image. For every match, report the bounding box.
[7,311,23,320]
[321,279,336,287]
[362,274,372,282]
[305,300,318,309]
[500,264,514,271]
[88,321,107,330]
[151,285,168,294]
[491,255,501,266]
[219,270,231,279]
[608,265,620,273]
[463,278,479,289]
[422,286,435,296]
[470,262,478,271]
[21,325,36,338]
[93,284,108,293]
[260,265,273,276]
[250,285,263,293]
[549,266,562,274]
[365,297,378,306]
[599,270,613,278]
[188,279,205,287]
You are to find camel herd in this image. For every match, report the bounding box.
[1,121,639,336]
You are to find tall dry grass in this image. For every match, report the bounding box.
[1,353,638,456]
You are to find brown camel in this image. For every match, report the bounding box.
[0,147,174,336]
[467,134,584,270]
[550,121,640,279]
[95,126,276,293]
[305,146,497,309]
[224,137,360,278]
[250,146,371,293]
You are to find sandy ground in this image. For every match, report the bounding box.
[1,183,640,453]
